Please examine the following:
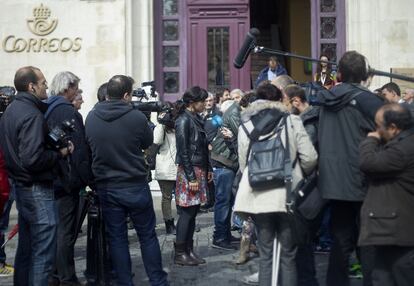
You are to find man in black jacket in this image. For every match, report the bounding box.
[0,66,72,286]
[85,75,168,286]
[46,71,90,286]
[318,51,383,286]
[359,103,414,286]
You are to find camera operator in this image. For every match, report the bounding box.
[0,66,73,286]
[46,71,90,286]
[85,75,168,286]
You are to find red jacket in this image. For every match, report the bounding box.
[0,149,10,214]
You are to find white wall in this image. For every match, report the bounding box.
[0,0,154,118]
[346,0,414,90]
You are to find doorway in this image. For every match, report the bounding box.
[250,0,312,83]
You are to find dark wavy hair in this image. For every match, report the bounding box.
[174,86,208,118]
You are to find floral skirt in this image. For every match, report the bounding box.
[175,165,207,207]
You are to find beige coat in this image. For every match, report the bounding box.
[153,124,177,181]
[233,100,318,217]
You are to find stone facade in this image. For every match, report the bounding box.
[0,0,153,118]
[346,0,414,90]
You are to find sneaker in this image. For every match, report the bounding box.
[243,272,259,285]
[0,263,14,277]
[231,225,242,232]
[212,239,237,250]
[349,262,363,279]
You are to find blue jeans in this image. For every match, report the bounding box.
[98,183,168,286]
[213,167,235,241]
[0,185,15,264]
[13,181,58,286]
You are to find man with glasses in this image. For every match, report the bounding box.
[0,66,73,286]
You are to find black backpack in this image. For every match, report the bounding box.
[242,113,292,191]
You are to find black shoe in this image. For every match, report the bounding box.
[174,242,199,266]
[229,235,241,244]
[187,239,206,264]
[165,219,176,235]
[212,239,237,250]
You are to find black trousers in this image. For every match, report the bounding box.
[327,200,375,286]
[53,191,80,283]
[372,246,414,286]
[176,205,199,243]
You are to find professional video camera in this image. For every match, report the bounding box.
[47,119,75,150]
[131,80,168,114]
[132,80,156,100]
[0,86,16,115]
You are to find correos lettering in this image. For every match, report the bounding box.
[1,4,82,53]
[2,36,82,53]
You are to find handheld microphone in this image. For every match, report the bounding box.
[211,114,223,128]
[233,28,260,69]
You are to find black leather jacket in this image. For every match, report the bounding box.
[175,110,209,181]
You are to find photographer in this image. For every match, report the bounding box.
[85,75,168,286]
[0,66,72,286]
[46,71,90,286]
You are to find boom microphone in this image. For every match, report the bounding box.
[233,28,260,69]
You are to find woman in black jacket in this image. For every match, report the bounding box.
[174,86,212,266]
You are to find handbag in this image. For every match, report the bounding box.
[292,171,327,220]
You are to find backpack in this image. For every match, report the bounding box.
[241,113,291,191]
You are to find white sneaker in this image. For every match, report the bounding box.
[243,272,259,285]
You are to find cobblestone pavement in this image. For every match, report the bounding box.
[0,192,362,286]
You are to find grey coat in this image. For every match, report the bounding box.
[233,100,318,217]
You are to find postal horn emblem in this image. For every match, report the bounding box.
[27,4,58,36]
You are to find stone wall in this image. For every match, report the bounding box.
[346,0,414,90]
[0,0,154,118]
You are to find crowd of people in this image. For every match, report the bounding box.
[0,50,414,286]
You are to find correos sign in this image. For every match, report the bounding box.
[2,3,82,53]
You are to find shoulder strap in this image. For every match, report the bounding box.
[283,115,294,212]
[241,122,254,166]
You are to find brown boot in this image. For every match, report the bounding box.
[187,239,206,264]
[236,236,250,265]
[174,242,199,266]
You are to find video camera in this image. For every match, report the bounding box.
[47,119,76,150]
[132,80,156,100]
[0,86,16,115]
